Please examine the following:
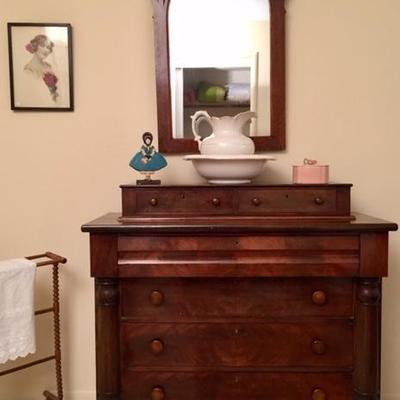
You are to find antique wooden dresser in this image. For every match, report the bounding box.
[82,184,397,400]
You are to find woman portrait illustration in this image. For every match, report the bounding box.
[24,34,59,102]
[8,23,74,111]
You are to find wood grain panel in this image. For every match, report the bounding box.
[121,321,353,368]
[120,278,354,320]
[360,233,388,277]
[121,371,353,400]
[90,234,117,277]
[133,189,235,215]
[118,235,359,277]
[118,235,359,252]
[121,185,352,217]
[118,262,359,278]
[237,188,337,215]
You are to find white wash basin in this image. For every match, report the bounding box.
[183,154,275,185]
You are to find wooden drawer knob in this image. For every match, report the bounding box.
[314,197,325,205]
[149,198,158,207]
[151,386,165,400]
[150,339,164,355]
[311,339,326,355]
[149,290,164,306]
[252,197,261,206]
[312,388,326,400]
[212,197,221,206]
[312,290,327,306]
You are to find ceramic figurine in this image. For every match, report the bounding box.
[129,132,167,185]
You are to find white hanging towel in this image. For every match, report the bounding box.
[0,258,36,364]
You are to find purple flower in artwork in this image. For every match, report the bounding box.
[25,43,34,53]
[43,72,59,101]
[43,72,58,88]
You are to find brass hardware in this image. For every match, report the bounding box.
[149,290,164,306]
[252,198,261,206]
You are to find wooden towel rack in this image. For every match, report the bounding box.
[0,252,67,400]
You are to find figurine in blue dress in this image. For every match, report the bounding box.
[129,132,167,185]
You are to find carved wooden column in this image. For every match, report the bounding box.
[354,278,382,400]
[95,279,120,400]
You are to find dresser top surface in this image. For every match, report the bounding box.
[81,212,397,234]
[120,183,353,189]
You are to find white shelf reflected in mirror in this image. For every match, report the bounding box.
[169,0,270,140]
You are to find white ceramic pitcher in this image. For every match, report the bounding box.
[191,110,256,155]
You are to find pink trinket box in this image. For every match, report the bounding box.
[293,158,329,184]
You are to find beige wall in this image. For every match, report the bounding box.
[0,0,399,399]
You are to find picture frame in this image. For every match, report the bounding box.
[7,23,74,111]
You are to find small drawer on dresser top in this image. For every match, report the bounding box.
[120,278,354,321]
[122,371,353,400]
[237,188,339,215]
[121,320,353,368]
[120,184,351,218]
[123,188,234,216]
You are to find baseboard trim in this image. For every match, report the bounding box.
[64,391,96,400]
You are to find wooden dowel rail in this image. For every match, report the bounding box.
[35,307,55,316]
[43,391,59,400]
[0,252,67,400]
[0,356,56,376]
[26,252,67,267]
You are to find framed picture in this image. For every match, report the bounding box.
[7,23,73,111]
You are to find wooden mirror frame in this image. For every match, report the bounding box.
[152,0,286,154]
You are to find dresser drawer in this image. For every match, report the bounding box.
[120,278,354,321]
[120,184,351,218]
[121,321,353,368]
[119,235,359,254]
[122,371,353,400]
[124,188,234,216]
[237,188,338,215]
[118,235,360,277]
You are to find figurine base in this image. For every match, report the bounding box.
[136,171,161,185]
[136,179,161,186]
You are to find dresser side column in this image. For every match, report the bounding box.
[95,278,121,400]
[354,278,382,400]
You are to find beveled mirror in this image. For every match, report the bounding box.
[152,0,285,154]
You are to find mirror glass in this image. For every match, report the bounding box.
[169,0,270,140]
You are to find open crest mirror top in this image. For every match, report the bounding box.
[152,0,285,154]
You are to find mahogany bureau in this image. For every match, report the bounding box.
[82,184,397,400]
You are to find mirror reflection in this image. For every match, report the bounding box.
[169,0,270,139]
